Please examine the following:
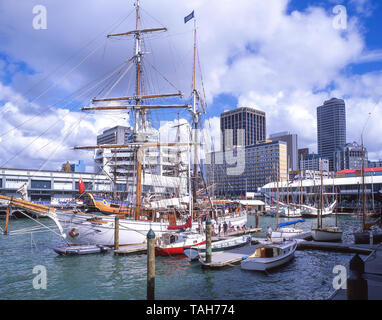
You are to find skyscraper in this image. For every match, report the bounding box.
[317,98,346,171]
[220,107,266,151]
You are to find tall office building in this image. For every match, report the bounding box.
[220,107,266,151]
[334,142,368,172]
[317,98,346,171]
[269,132,298,172]
[206,140,287,196]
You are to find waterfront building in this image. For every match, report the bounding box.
[269,132,298,171]
[261,166,382,211]
[334,142,368,172]
[0,167,185,205]
[206,140,287,196]
[299,153,329,172]
[369,160,382,168]
[317,98,346,171]
[94,125,189,196]
[220,107,266,151]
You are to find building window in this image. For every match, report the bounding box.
[31,180,51,189]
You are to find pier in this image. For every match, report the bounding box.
[114,243,147,256]
[330,245,382,300]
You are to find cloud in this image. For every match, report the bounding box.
[0,0,381,169]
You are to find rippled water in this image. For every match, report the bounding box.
[0,215,366,300]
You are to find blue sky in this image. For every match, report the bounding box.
[0,0,382,170]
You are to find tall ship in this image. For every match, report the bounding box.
[0,1,247,246]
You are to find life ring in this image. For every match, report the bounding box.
[69,228,79,238]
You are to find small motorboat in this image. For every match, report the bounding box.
[184,235,251,261]
[53,244,111,255]
[241,240,297,271]
[155,231,206,256]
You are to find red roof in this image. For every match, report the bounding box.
[337,167,382,174]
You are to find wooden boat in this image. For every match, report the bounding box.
[312,227,342,242]
[271,219,305,240]
[312,170,342,242]
[53,244,111,255]
[183,235,251,261]
[353,137,382,244]
[241,240,297,271]
[155,231,205,256]
[83,193,131,215]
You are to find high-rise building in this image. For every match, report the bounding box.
[96,126,133,145]
[206,140,287,196]
[334,142,368,172]
[299,154,329,172]
[269,132,298,172]
[317,98,346,171]
[220,107,266,151]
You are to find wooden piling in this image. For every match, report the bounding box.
[347,254,368,300]
[147,229,155,300]
[205,217,212,263]
[114,215,119,250]
[4,206,10,235]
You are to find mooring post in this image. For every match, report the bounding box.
[255,212,259,229]
[114,215,119,251]
[206,217,212,263]
[347,254,368,300]
[147,228,155,300]
[4,206,10,235]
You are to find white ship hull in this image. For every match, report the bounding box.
[57,212,247,246]
[271,227,304,240]
[311,228,342,242]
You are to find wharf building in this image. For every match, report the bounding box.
[317,98,346,171]
[205,140,288,196]
[261,166,382,213]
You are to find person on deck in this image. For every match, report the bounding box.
[266,226,272,241]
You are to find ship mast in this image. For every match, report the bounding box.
[191,19,199,212]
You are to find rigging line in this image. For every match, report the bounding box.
[36,113,91,173]
[29,41,107,104]
[21,9,135,102]
[145,59,181,93]
[0,61,127,139]
[103,61,135,98]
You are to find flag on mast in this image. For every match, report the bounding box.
[184,10,195,24]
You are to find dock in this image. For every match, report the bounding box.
[330,245,382,300]
[296,240,377,255]
[114,243,147,256]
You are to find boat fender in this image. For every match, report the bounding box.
[242,255,249,260]
[69,228,79,238]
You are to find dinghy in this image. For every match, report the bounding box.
[241,240,297,271]
[184,235,251,261]
[54,245,111,256]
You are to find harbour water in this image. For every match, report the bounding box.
[0,215,364,300]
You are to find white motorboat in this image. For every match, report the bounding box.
[241,240,297,271]
[311,227,342,242]
[184,235,251,261]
